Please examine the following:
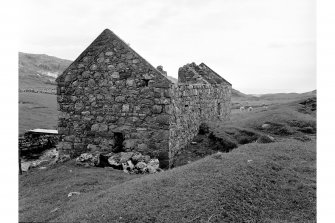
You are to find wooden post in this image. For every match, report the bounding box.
[19,150,22,175]
[19,139,22,175]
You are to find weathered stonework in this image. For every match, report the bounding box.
[56,29,232,168]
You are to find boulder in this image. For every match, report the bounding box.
[147,159,160,169]
[123,139,137,151]
[120,152,134,163]
[140,155,151,163]
[147,165,157,174]
[122,160,135,172]
[108,153,122,168]
[127,160,135,170]
[21,162,31,172]
[87,144,99,152]
[131,152,142,164]
[76,153,99,167]
[261,123,271,129]
[135,162,147,173]
[257,135,275,144]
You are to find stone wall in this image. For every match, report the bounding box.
[57,29,173,167]
[178,63,209,84]
[56,29,232,169]
[168,84,231,166]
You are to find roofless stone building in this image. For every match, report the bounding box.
[56,29,232,168]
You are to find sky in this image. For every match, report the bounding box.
[18,0,315,94]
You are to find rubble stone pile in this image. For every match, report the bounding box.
[19,133,60,160]
[75,151,162,174]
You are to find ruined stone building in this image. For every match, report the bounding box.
[56,29,232,168]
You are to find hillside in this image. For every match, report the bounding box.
[19,139,316,223]
[231,88,253,98]
[19,97,316,222]
[19,52,72,89]
[257,90,316,100]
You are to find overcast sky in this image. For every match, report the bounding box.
[19,0,315,94]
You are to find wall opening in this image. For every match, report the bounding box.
[114,132,125,152]
[142,79,149,87]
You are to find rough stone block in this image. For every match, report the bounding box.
[123,139,138,151]
[155,115,170,126]
[152,105,162,114]
[115,96,126,102]
[111,72,119,78]
[58,142,73,150]
[122,104,130,112]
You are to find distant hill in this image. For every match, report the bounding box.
[19,52,72,89]
[257,90,316,100]
[166,75,178,84]
[231,88,253,98]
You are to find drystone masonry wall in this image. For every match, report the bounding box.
[56,29,232,168]
[168,84,231,165]
[178,63,209,84]
[57,29,173,167]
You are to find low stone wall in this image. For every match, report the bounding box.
[19,88,56,95]
[168,84,231,166]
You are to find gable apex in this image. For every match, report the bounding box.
[57,29,172,84]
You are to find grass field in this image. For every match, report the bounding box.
[19,139,316,223]
[19,92,57,135]
[19,96,316,222]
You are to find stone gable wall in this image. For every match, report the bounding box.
[168,84,231,166]
[57,30,173,167]
[178,63,209,84]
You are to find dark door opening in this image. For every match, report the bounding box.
[114,132,125,152]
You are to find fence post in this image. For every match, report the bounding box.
[19,140,22,175]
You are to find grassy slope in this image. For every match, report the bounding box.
[19,139,316,223]
[19,52,72,89]
[230,102,315,131]
[231,90,316,109]
[19,96,316,222]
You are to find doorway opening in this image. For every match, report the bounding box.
[114,132,125,152]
